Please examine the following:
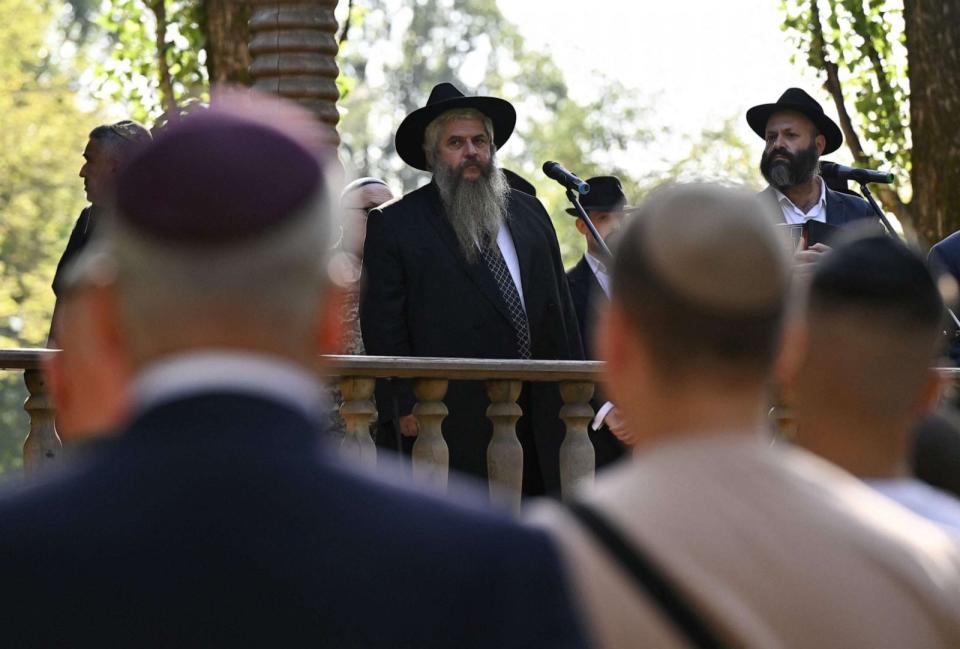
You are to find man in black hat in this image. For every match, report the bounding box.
[747,88,876,258]
[360,82,583,495]
[565,176,630,466]
[0,94,589,648]
[49,120,152,342]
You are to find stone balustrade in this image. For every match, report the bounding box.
[4,349,959,507]
[0,350,602,506]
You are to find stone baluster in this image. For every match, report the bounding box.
[338,376,377,467]
[22,369,61,473]
[559,381,595,500]
[485,380,523,512]
[411,379,449,490]
[248,0,341,141]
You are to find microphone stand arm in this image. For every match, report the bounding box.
[566,189,613,260]
[858,182,899,240]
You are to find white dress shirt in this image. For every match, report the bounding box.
[773,176,827,224]
[585,251,611,297]
[496,223,526,313]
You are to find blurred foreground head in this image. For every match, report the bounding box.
[599,183,789,445]
[785,232,949,475]
[64,91,341,371]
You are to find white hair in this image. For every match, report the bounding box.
[422,108,495,169]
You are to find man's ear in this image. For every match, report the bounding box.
[574,218,588,236]
[913,368,946,418]
[815,133,826,156]
[315,285,347,356]
[87,283,125,357]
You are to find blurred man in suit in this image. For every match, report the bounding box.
[565,176,630,465]
[781,232,960,537]
[0,94,588,649]
[532,184,960,648]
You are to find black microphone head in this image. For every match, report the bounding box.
[542,161,559,174]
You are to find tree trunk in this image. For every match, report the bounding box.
[905,0,960,246]
[203,0,253,84]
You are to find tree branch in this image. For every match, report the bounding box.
[809,1,911,226]
[150,0,179,120]
[338,0,354,47]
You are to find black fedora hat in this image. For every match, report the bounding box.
[746,88,843,155]
[565,176,631,216]
[395,82,516,171]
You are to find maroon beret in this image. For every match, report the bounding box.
[115,107,325,244]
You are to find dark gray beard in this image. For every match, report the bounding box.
[434,159,510,264]
[760,139,820,190]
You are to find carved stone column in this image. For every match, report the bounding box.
[248,0,340,140]
[412,379,449,490]
[485,379,523,512]
[338,376,377,467]
[22,369,61,473]
[559,380,595,500]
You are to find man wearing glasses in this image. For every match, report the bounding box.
[49,120,152,342]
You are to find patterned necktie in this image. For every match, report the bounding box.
[480,236,532,359]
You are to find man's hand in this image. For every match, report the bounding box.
[605,408,637,448]
[399,414,420,437]
[794,242,831,267]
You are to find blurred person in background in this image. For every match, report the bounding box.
[780,231,960,537]
[0,94,589,649]
[49,120,151,342]
[531,183,960,649]
[565,176,632,466]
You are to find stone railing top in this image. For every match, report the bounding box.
[0,349,604,382]
[3,349,959,383]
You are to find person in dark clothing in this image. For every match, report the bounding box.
[0,93,589,649]
[49,120,151,341]
[565,176,630,465]
[360,83,584,495]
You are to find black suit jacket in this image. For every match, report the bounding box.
[759,183,879,228]
[0,392,587,648]
[360,182,583,492]
[566,256,625,467]
[52,205,96,297]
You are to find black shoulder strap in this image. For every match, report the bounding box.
[566,501,730,649]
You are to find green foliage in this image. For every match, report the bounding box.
[0,0,94,471]
[781,0,911,192]
[337,0,658,266]
[92,0,209,123]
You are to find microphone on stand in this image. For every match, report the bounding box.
[820,161,895,185]
[542,161,590,195]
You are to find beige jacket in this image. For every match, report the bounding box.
[530,433,960,649]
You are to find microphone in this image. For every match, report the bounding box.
[820,161,894,185]
[542,161,590,195]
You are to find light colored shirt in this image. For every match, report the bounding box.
[773,175,827,224]
[585,251,611,297]
[497,223,526,313]
[585,251,614,430]
[530,433,960,649]
[870,477,960,538]
[131,351,325,420]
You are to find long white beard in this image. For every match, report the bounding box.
[434,158,510,263]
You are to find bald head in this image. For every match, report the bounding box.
[610,183,789,383]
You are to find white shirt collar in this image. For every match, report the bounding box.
[772,176,828,225]
[131,351,326,420]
